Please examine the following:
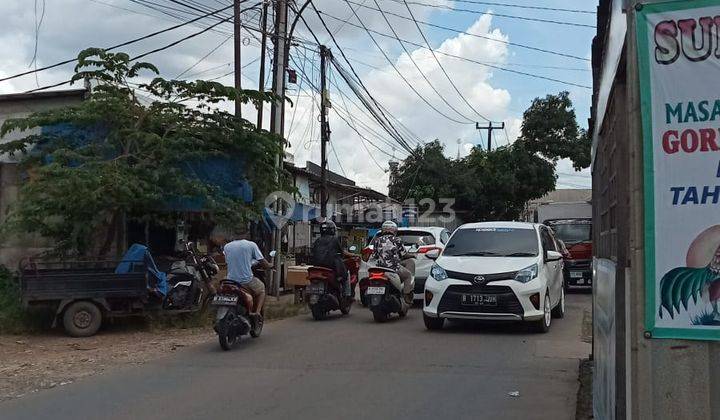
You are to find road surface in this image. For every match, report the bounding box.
[1,293,591,420]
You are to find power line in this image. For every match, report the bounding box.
[345,0,589,62]
[174,34,232,79]
[0,3,235,84]
[370,0,481,123]
[25,9,240,93]
[316,10,591,89]
[383,0,595,28]
[400,0,490,122]
[329,141,348,177]
[448,0,595,14]
[339,0,474,125]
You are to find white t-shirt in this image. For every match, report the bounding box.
[223,239,264,284]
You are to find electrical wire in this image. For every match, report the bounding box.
[316,11,592,89]
[382,0,595,28]
[329,141,348,177]
[174,34,232,79]
[339,0,474,125]
[400,0,490,122]
[448,0,595,14]
[0,4,235,84]
[344,0,589,62]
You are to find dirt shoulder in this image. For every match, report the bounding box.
[0,297,308,402]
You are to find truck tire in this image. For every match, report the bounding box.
[63,301,102,337]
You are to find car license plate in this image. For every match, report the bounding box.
[306,283,325,294]
[212,295,238,305]
[366,286,386,295]
[570,271,583,279]
[461,294,497,306]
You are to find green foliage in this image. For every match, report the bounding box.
[389,91,590,220]
[0,48,289,255]
[0,266,49,334]
[517,91,590,171]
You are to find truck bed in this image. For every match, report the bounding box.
[20,260,148,305]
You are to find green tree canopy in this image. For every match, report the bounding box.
[0,48,288,255]
[389,92,589,221]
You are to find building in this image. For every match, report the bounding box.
[0,89,87,268]
[523,189,592,223]
[591,1,720,419]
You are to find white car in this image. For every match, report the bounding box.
[422,221,565,333]
[360,227,452,301]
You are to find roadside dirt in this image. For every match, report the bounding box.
[0,297,308,402]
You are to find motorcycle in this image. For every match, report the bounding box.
[366,256,415,323]
[163,241,218,311]
[305,247,360,321]
[212,251,276,351]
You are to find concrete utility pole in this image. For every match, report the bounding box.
[476,121,505,152]
[319,45,331,218]
[233,0,242,119]
[256,0,268,130]
[269,0,288,297]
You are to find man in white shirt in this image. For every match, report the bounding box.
[218,229,272,317]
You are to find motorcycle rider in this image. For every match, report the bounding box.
[311,220,356,297]
[213,227,273,319]
[370,220,416,304]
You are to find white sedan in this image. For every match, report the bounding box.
[422,221,565,333]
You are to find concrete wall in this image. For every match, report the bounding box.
[592,2,720,418]
[0,92,85,269]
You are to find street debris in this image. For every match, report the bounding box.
[508,391,520,398]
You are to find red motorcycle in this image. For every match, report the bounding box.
[211,251,275,351]
[305,252,360,321]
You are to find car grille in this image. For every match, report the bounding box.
[437,285,523,315]
[444,269,517,283]
[565,259,591,270]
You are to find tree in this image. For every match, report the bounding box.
[517,91,590,171]
[0,49,288,255]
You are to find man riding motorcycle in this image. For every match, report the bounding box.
[370,220,416,304]
[311,220,356,297]
[213,228,273,319]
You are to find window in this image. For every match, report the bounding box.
[443,227,539,257]
[440,230,450,244]
[540,228,557,252]
[550,223,592,244]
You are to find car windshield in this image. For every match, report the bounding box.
[550,224,591,244]
[443,227,538,257]
[397,231,435,246]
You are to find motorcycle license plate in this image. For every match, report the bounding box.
[306,283,325,294]
[212,295,238,305]
[366,286,386,295]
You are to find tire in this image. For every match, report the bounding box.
[531,292,552,333]
[372,308,388,323]
[217,316,239,350]
[340,298,351,315]
[423,313,444,330]
[360,293,368,307]
[311,305,326,321]
[552,286,566,319]
[62,301,102,337]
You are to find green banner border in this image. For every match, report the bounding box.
[637,0,720,341]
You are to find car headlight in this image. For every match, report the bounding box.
[514,264,538,283]
[430,263,448,281]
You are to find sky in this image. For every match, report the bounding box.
[0,0,596,193]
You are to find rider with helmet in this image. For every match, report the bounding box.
[370,220,416,304]
[311,220,356,297]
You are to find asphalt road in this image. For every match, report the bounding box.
[1,293,591,420]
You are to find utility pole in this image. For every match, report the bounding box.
[256,0,268,130]
[319,45,331,218]
[269,0,288,297]
[475,121,505,152]
[233,0,242,119]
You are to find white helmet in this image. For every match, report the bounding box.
[381,220,398,235]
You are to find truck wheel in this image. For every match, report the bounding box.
[63,301,102,337]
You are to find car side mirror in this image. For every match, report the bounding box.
[425,249,441,260]
[546,250,563,262]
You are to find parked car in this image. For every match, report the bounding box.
[422,222,565,333]
[359,226,452,303]
[544,218,592,290]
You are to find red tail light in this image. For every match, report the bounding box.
[369,272,386,281]
[417,246,441,254]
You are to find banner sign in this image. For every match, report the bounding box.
[637,0,720,340]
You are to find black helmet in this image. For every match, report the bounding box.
[320,220,337,236]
